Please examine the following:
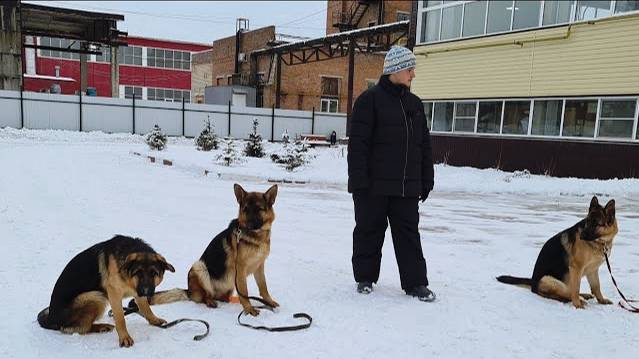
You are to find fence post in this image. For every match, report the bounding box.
[182,97,185,137]
[228,100,231,137]
[20,86,24,129]
[79,90,83,132]
[132,96,136,134]
[311,106,315,135]
[271,105,275,142]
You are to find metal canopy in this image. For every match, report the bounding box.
[20,2,126,47]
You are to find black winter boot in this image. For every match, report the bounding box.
[357,282,373,294]
[405,285,436,302]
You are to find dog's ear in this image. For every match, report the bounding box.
[589,196,600,213]
[264,184,278,207]
[604,199,616,222]
[156,254,175,273]
[234,183,247,204]
[123,253,140,275]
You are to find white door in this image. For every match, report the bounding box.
[232,93,247,107]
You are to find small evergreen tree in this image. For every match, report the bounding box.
[195,116,218,151]
[217,139,243,166]
[145,124,167,150]
[281,129,290,144]
[244,118,265,157]
[271,138,313,171]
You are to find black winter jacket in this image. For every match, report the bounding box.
[347,75,434,197]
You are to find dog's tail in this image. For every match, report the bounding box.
[149,288,189,305]
[37,307,61,330]
[496,275,533,287]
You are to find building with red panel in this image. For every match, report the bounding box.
[23,35,211,102]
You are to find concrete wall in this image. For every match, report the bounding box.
[0,89,347,140]
[205,85,256,107]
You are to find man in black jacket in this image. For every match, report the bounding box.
[347,46,435,302]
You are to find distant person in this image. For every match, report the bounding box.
[347,46,435,302]
[330,131,337,146]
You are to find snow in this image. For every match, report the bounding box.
[1,128,638,359]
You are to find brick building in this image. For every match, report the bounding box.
[24,35,212,102]
[201,0,412,113]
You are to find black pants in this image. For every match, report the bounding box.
[352,192,428,290]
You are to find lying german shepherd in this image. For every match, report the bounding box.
[150,184,279,316]
[497,196,617,309]
[37,235,175,347]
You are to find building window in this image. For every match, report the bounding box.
[477,101,503,134]
[454,102,476,132]
[598,100,636,138]
[502,101,531,135]
[397,11,410,22]
[512,1,542,30]
[463,1,487,37]
[320,98,339,113]
[562,99,598,137]
[615,0,639,13]
[531,100,562,136]
[320,76,339,113]
[417,0,629,45]
[95,46,111,63]
[441,4,463,40]
[575,0,612,21]
[124,86,142,100]
[216,76,224,86]
[147,87,190,103]
[543,0,575,25]
[146,48,191,70]
[39,37,80,60]
[433,102,454,132]
[118,46,143,66]
[424,102,433,130]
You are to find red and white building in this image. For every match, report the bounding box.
[23,35,212,103]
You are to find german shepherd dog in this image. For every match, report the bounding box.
[150,184,279,316]
[37,235,175,347]
[497,196,617,309]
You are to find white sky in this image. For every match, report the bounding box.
[25,1,332,44]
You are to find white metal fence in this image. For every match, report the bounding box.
[0,89,347,140]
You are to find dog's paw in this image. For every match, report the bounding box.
[580,293,594,300]
[205,298,218,308]
[119,334,134,348]
[148,317,167,326]
[264,298,280,308]
[92,323,114,333]
[597,297,613,305]
[244,306,260,316]
[573,299,587,309]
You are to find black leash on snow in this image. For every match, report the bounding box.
[603,249,639,313]
[108,301,210,341]
[233,228,312,332]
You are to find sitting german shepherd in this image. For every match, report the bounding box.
[37,235,175,347]
[497,196,617,309]
[150,184,279,316]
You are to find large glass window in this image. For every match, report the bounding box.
[598,100,636,138]
[454,102,476,132]
[562,99,597,137]
[424,102,433,130]
[502,101,531,134]
[124,86,142,100]
[543,0,575,25]
[440,4,462,40]
[486,1,513,34]
[118,46,143,66]
[433,102,454,131]
[146,47,191,70]
[576,1,612,21]
[477,101,503,133]
[512,1,542,30]
[463,1,487,37]
[422,10,441,42]
[615,0,639,13]
[531,100,562,136]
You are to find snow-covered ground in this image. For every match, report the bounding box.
[1,128,638,359]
